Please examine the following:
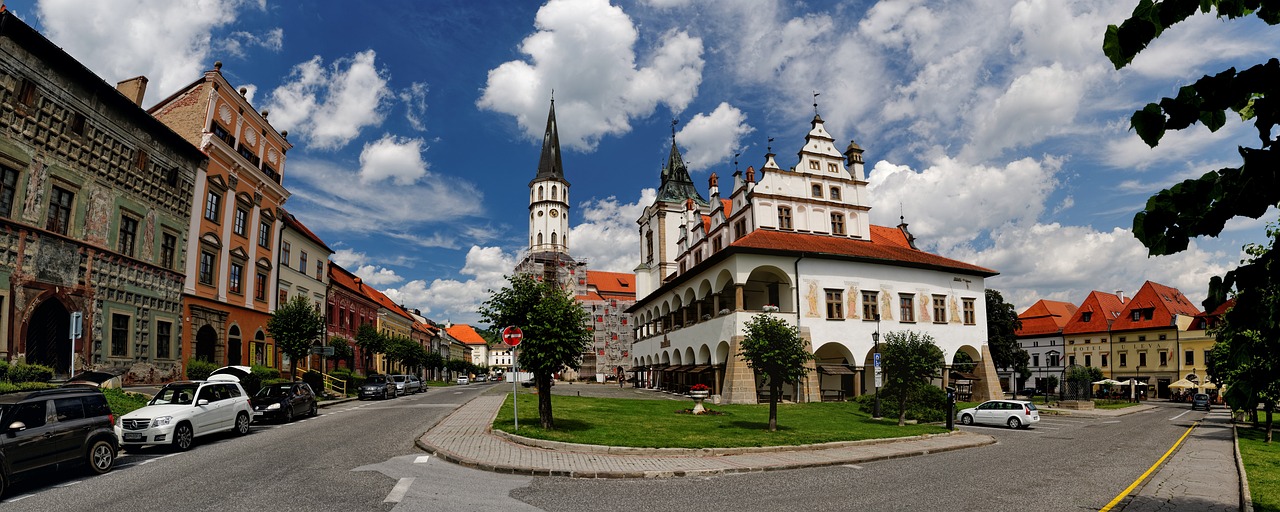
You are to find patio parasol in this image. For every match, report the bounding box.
[1169,379,1196,389]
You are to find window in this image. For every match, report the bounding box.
[899,294,915,322]
[233,207,248,237]
[712,236,722,252]
[254,271,267,299]
[828,163,838,173]
[809,160,820,170]
[862,291,879,320]
[1085,355,1092,367]
[1,165,18,218]
[156,320,173,359]
[1159,334,1167,340]
[229,262,243,294]
[46,185,74,235]
[1159,351,1168,366]
[299,251,308,274]
[204,190,222,222]
[211,122,235,146]
[17,77,38,106]
[1138,352,1147,367]
[830,187,841,201]
[199,251,216,285]
[258,221,271,248]
[825,289,843,320]
[1069,355,1077,366]
[831,213,845,235]
[279,289,288,304]
[933,295,947,323]
[1081,311,1093,322]
[237,146,260,166]
[734,219,747,240]
[1102,354,1109,367]
[70,112,86,135]
[811,184,822,197]
[1032,354,1039,367]
[161,232,177,269]
[645,232,654,262]
[282,241,291,267]
[1138,335,1146,341]
[963,298,976,325]
[135,149,148,171]
[118,214,138,257]
[538,186,544,200]
[1119,336,1127,342]
[552,185,558,200]
[111,313,129,357]
[778,206,793,230]
[1185,350,1194,366]
[315,260,323,280]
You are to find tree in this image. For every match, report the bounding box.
[329,335,354,371]
[266,295,325,381]
[1106,1,1280,442]
[479,274,592,429]
[445,358,468,377]
[423,351,444,380]
[986,290,1028,395]
[738,313,814,431]
[354,324,386,375]
[882,331,944,426]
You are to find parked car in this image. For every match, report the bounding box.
[957,399,1040,429]
[0,387,118,497]
[1191,393,1212,411]
[406,375,424,394]
[251,382,317,423]
[359,375,397,400]
[456,376,469,385]
[391,374,422,395]
[115,372,253,451]
[474,375,488,383]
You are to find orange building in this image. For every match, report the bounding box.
[149,62,292,371]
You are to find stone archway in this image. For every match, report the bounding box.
[227,325,242,366]
[26,298,71,377]
[195,325,218,363]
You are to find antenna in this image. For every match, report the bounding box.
[813,91,820,115]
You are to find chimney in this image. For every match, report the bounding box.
[116,76,148,107]
[708,172,719,198]
[1116,290,1125,302]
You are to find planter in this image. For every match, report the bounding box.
[689,390,710,414]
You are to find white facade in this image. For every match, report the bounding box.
[278,210,330,311]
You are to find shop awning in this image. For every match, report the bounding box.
[950,372,981,380]
[818,364,855,375]
[688,365,712,373]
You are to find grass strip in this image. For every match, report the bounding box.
[492,393,947,449]
[1237,427,1280,512]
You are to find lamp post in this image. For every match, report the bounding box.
[1046,349,1060,400]
[872,313,882,419]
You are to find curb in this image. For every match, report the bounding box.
[319,396,359,408]
[490,428,979,457]
[1233,422,1254,512]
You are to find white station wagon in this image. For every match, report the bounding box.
[957,399,1041,429]
[116,369,253,450]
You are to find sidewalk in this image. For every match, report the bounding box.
[1118,409,1243,512]
[415,394,996,478]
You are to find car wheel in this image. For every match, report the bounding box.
[86,439,116,475]
[173,423,194,451]
[1007,417,1022,429]
[309,402,318,417]
[960,414,973,425]
[284,407,294,423]
[235,412,251,435]
[0,471,7,499]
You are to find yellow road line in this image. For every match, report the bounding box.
[1099,421,1199,512]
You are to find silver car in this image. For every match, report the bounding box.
[957,399,1040,429]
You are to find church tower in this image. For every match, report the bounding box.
[635,124,710,297]
[528,99,572,256]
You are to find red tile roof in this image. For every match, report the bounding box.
[360,281,415,322]
[1062,291,1129,335]
[584,270,635,300]
[445,324,487,345]
[729,227,997,276]
[720,198,733,218]
[1016,299,1078,337]
[1110,281,1201,332]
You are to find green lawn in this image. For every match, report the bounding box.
[1238,427,1280,512]
[103,387,151,416]
[492,393,947,449]
[1094,399,1141,409]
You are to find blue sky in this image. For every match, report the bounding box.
[8,0,1277,324]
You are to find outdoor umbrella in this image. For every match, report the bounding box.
[1169,379,1196,389]
[1093,378,1123,386]
[1200,382,1218,390]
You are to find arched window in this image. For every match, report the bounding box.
[552,185,558,200]
[811,184,822,198]
[830,187,841,201]
[551,232,558,245]
[537,232,543,245]
[538,185,544,200]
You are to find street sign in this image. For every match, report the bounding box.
[502,326,523,347]
[69,312,83,338]
[875,373,882,388]
[310,346,335,356]
[873,352,881,368]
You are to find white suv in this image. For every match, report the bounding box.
[116,373,252,450]
[957,399,1040,429]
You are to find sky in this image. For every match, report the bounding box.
[8,0,1277,325]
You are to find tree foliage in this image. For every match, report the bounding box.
[986,289,1029,394]
[1106,1,1280,441]
[882,331,944,426]
[479,274,592,429]
[266,295,325,380]
[354,324,386,374]
[738,313,814,431]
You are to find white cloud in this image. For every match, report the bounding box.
[1125,13,1277,79]
[34,0,245,107]
[382,246,518,325]
[265,50,392,150]
[359,135,428,185]
[675,103,754,172]
[477,0,704,151]
[238,83,258,105]
[353,265,403,286]
[330,248,367,269]
[217,27,284,58]
[964,63,1095,161]
[400,82,429,131]
[569,189,656,273]
[1103,121,1246,171]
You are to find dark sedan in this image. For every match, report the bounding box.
[251,382,318,422]
[359,375,397,400]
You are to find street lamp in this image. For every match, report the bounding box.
[1046,349,1060,400]
[872,313,881,419]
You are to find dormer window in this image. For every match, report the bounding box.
[808,160,820,170]
[1082,312,1093,322]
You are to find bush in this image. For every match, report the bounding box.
[102,387,151,417]
[238,365,280,395]
[854,384,950,422]
[185,359,218,381]
[0,381,56,393]
[7,362,54,383]
[302,370,323,394]
[0,360,8,381]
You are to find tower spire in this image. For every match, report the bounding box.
[532,97,568,187]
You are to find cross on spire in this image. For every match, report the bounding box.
[813,91,820,116]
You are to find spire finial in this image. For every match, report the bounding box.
[767,137,774,154]
[813,91,820,116]
[550,89,554,104]
[671,118,679,141]
[734,151,741,171]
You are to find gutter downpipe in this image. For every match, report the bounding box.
[795,254,805,401]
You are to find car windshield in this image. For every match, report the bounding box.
[1024,403,1038,411]
[369,376,388,384]
[152,384,200,405]
[1195,394,1209,400]
[393,376,406,382]
[256,384,292,397]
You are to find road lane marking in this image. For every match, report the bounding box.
[384,477,414,503]
[1102,420,1121,424]
[842,464,863,469]
[1169,411,1191,421]
[415,455,431,464]
[1098,421,1198,512]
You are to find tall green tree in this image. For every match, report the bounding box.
[986,290,1028,393]
[423,351,444,380]
[479,274,592,429]
[328,335,354,371]
[266,296,325,380]
[882,331,944,426]
[354,324,386,375]
[1106,1,1280,440]
[738,313,814,431]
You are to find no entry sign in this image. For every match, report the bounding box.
[502,326,523,347]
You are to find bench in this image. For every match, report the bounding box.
[821,389,845,402]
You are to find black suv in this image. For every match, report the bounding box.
[0,387,118,497]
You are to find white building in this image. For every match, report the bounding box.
[628,113,1003,404]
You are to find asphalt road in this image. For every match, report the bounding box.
[3,388,1213,512]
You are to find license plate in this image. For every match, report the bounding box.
[254,412,264,417]
[123,433,143,441]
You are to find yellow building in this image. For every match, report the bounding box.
[1107,281,1201,399]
